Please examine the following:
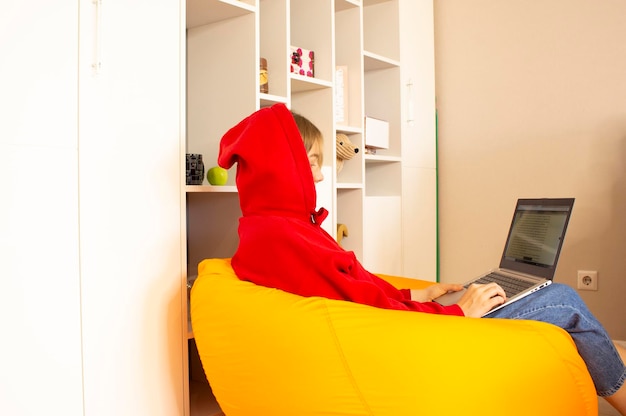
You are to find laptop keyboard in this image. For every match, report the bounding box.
[464,272,536,298]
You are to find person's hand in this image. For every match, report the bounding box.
[410,283,464,303]
[456,282,506,318]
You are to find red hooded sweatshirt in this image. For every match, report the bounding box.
[218,103,463,316]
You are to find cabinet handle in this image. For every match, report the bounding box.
[406,78,415,125]
[92,0,102,73]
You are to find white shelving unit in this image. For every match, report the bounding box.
[183,0,436,413]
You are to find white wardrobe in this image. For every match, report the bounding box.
[1,0,185,414]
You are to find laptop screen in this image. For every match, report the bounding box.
[500,198,574,279]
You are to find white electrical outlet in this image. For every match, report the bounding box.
[577,270,598,291]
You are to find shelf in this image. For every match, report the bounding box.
[363,0,399,63]
[186,185,238,193]
[364,0,393,5]
[364,154,401,163]
[290,74,333,93]
[336,125,362,135]
[336,0,361,12]
[187,0,255,29]
[337,182,364,189]
[260,93,288,108]
[363,50,400,71]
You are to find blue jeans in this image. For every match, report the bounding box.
[487,283,626,396]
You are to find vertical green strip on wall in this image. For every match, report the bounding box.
[435,106,440,283]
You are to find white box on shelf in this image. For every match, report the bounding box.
[364,116,389,149]
[335,66,348,124]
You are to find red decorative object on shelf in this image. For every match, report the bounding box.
[290,46,314,77]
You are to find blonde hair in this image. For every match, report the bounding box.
[292,111,324,165]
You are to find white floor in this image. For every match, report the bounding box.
[599,340,626,416]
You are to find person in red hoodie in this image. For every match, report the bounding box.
[218,103,504,317]
[218,103,625,412]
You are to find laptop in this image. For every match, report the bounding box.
[435,198,575,316]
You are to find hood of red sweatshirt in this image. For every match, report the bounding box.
[218,103,326,224]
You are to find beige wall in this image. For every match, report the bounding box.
[434,0,626,339]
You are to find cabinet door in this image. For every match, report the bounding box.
[0,1,84,414]
[363,196,402,276]
[78,0,184,414]
[399,0,437,280]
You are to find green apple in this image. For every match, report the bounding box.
[207,166,228,185]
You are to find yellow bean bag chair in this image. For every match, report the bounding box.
[190,258,597,416]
